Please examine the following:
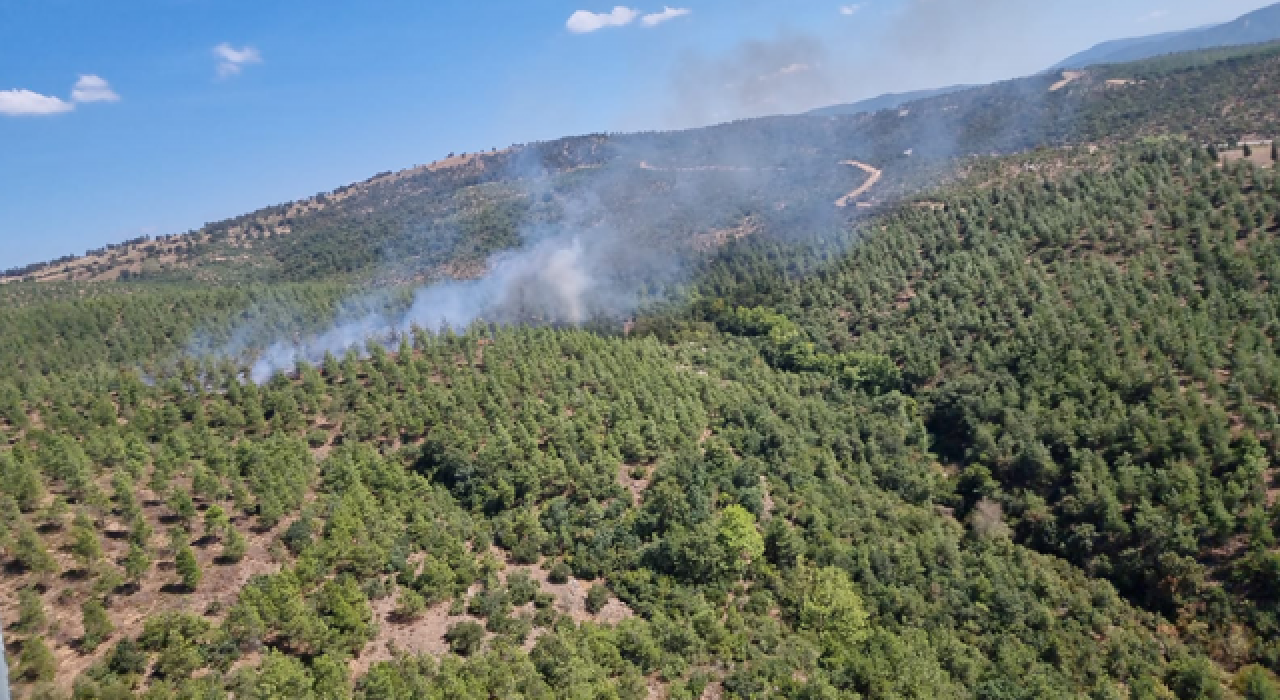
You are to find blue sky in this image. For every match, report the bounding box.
[0,0,1272,269]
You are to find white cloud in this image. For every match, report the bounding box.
[1138,9,1167,23]
[0,89,74,116]
[214,43,263,78]
[838,4,862,15]
[71,74,120,103]
[0,74,121,117]
[567,6,639,33]
[641,6,691,27]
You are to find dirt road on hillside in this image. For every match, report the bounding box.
[835,160,882,207]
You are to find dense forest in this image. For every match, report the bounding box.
[6,40,1280,700]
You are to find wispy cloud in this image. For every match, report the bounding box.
[71,75,120,103]
[0,89,74,117]
[214,43,262,78]
[567,7,639,33]
[641,6,691,27]
[0,75,120,117]
[1138,9,1168,23]
[838,4,862,15]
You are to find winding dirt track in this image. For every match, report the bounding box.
[835,160,883,207]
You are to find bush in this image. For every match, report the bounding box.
[548,561,572,585]
[445,621,485,656]
[585,584,610,615]
[533,606,557,628]
[507,570,539,606]
[1237,665,1280,700]
[282,517,313,555]
[105,639,149,676]
[394,587,427,621]
[1166,658,1225,700]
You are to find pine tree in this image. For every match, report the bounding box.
[81,598,114,652]
[19,636,55,682]
[15,526,57,578]
[175,542,202,590]
[71,515,103,571]
[124,543,151,586]
[222,527,247,563]
[203,504,229,539]
[16,587,46,634]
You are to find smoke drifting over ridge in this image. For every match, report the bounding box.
[206,0,1105,383]
[661,0,1056,129]
[670,33,836,126]
[227,139,732,383]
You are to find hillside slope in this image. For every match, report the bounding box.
[0,141,1246,698]
[805,84,972,118]
[7,42,1280,700]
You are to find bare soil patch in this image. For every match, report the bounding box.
[1221,146,1276,169]
[1050,71,1084,92]
[618,463,653,504]
[353,554,635,676]
[0,477,296,694]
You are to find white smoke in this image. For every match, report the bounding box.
[247,235,598,382]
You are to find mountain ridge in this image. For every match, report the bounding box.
[1052,2,1280,69]
[804,84,972,118]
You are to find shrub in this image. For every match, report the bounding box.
[445,621,485,656]
[548,561,572,585]
[585,584,610,615]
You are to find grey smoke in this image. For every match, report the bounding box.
[217,0,1101,383]
[669,33,836,127]
[660,0,1098,130]
[228,128,798,382]
[248,233,604,382]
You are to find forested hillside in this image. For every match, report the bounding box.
[6,41,1280,700]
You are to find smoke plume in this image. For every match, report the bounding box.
[247,231,627,381]
[232,141,713,382]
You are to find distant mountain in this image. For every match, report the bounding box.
[1052,2,1280,69]
[806,85,971,117]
